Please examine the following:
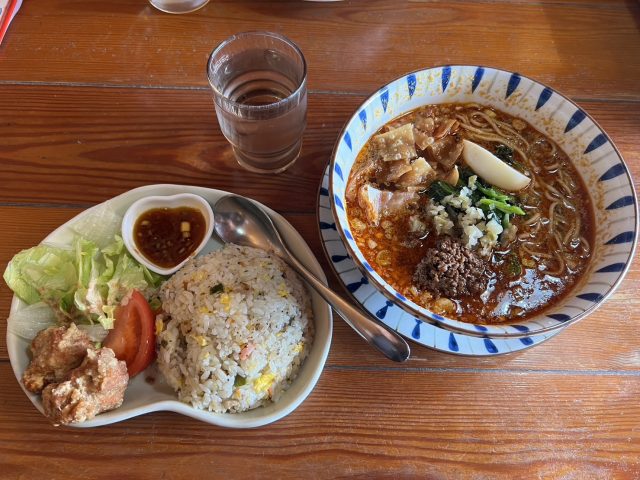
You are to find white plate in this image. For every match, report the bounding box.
[7,184,333,428]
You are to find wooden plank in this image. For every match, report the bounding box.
[1,364,639,479]
[0,1,639,99]
[2,207,639,373]
[1,86,638,209]
[0,87,355,211]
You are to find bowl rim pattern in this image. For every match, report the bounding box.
[328,64,638,338]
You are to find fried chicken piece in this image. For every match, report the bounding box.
[42,347,129,426]
[22,324,93,394]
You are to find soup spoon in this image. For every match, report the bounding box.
[212,194,411,363]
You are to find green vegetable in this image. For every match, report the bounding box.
[6,301,57,340]
[495,144,525,172]
[507,253,522,277]
[502,213,511,229]
[3,245,76,308]
[426,167,526,242]
[475,183,515,203]
[4,201,166,329]
[234,375,247,387]
[495,144,514,164]
[457,167,476,187]
[3,235,164,329]
[210,283,224,295]
[476,198,526,216]
[426,180,457,203]
[148,297,162,312]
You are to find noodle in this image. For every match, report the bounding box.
[521,242,554,259]
[580,237,591,253]
[524,212,541,226]
[544,189,560,202]
[346,101,593,324]
[559,169,577,189]
[555,176,573,195]
[544,183,564,198]
[561,198,576,211]
[471,110,531,148]
[564,214,581,245]
[553,232,564,251]
[468,116,487,128]
[531,137,557,157]
[545,251,566,276]
[548,202,558,233]
[460,127,530,166]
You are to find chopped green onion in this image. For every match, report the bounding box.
[476,198,526,216]
[476,184,514,203]
[426,181,457,203]
[502,213,511,229]
[507,253,522,277]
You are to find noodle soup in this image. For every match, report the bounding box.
[345,103,594,324]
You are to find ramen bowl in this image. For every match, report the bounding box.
[329,65,638,338]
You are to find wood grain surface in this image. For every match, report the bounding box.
[1,86,638,209]
[2,0,640,100]
[1,0,639,479]
[1,364,639,479]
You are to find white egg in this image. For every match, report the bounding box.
[461,139,531,191]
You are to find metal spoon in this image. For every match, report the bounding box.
[212,194,411,362]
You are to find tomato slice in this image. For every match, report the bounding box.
[103,290,156,377]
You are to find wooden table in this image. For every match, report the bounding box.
[1,1,639,478]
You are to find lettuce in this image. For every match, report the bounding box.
[3,244,77,310]
[4,235,164,329]
[6,302,57,340]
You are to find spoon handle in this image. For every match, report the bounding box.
[281,247,411,362]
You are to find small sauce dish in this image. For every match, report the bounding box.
[122,193,214,275]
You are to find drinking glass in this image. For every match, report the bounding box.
[149,0,209,14]
[206,32,308,173]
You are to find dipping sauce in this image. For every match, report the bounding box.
[133,207,206,268]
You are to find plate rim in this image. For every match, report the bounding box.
[7,183,333,428]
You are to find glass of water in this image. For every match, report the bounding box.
[207,32,308,173]
[149,0,209,14]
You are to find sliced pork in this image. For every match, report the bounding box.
[357,183,418,225]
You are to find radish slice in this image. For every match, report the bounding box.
[461,139,531,191]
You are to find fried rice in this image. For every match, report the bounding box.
[156,244,314,413]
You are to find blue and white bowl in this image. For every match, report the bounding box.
[329,65,638,338]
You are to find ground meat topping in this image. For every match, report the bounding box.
[413,236,487,298]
